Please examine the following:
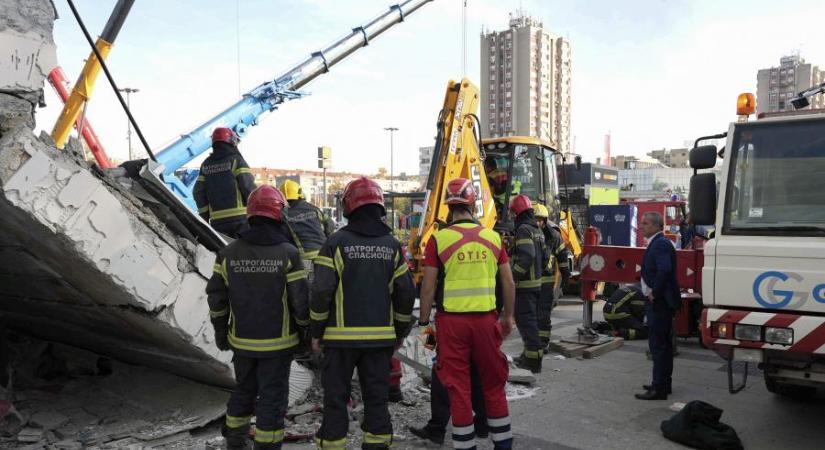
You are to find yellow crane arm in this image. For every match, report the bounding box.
[409,78,496,281]
[51,0,134,149]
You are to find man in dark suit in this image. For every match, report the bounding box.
[636,212,681,400]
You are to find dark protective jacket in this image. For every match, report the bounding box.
[539,221,572,289]
[310,206,416,348]
[511,211,549,291]
[193,142,257,225]
[603,285,648,339]
[207,220,310,358]
[284,199,334,260]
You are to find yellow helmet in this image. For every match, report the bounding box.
[280,179,303,200]
[534,203,550,219]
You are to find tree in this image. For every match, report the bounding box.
[652,178,669,191]
[376,167,388,178]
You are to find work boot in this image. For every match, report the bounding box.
[408,424,445,445]
[513,354,542,374]
[221,423,251,450]
[253,443,280,450]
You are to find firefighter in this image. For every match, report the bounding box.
[279,179,334,285]
[603,285,648,340]
[311,177,415,450]
[206,185,310,450]
[418,177,516,450]
[534,204,572,350]
[193,127,257,238]
[509,194,550,374]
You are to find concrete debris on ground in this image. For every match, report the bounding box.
[0,334,231,449]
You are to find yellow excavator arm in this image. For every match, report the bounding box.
[409,78,496,281]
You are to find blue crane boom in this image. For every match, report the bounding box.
[154,0,433,208]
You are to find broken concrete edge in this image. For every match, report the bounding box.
[0,0,58,104]
[0,91,236,385]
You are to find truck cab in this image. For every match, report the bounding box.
[692,102,825,395]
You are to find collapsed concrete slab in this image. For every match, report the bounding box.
[0,101,235,386]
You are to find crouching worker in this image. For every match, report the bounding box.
[603,285,648,340]
[207,185,310,450]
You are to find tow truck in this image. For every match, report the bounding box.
[694,86,825,395]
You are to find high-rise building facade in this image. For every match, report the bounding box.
[756,55,824,114]
[480,12,572,154]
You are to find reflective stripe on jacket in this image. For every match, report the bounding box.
[206,240,309,357]
[310,229,416,347]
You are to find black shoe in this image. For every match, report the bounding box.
[643,384,672,394]
[408,425,445,445]
[635,389,668,400]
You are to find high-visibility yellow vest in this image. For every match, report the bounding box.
[433,222,501,313]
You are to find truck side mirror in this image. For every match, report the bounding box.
[574,155,582,170]
[690,145,717,169]
[689,173,716,225]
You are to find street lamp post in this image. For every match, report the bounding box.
[118,87,139,160]
[383,127,398,228]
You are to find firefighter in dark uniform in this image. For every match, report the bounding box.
[604,285,648,340]
[509,194,550,374]
[534,204,572,350]
[193,127,257,238]
[311,177,416,450]
[279,179,334,284]
[206,185,310,450]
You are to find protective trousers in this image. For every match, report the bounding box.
[647,300,675,391]
[224,355,292,450]
[435,312,513,450]
[537,282,556,347]
[607,316,648,340]
[515,291,543,366]
[428,360,488,436]
[316,347,394,450]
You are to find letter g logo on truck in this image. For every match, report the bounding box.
[753,271,825,309]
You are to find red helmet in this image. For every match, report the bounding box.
[509,194,533,216]
[444,178,477,206]
[247,185,287,221]
[212,127,240,145]
[342,177,384,218]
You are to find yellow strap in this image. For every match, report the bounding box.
[393,312,411,322]
[198,205,209,213]
[323,326,395,341]
[393,261,409,280]
[286,270,307,282]
[213,259,228,286]
[295,317,310,326]
[228,333,299,352]
[314,437,347,449]
[254,429,284,443]
[515,238,534,246]
[225,415,251,428]
[311,310,329,321]
[233,167,253,177]
[210,206,247,220]
[364,432,393,444]
[210,308,228,318]
[315,256,335,269]
[196,175,205,182]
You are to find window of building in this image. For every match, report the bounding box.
[506,81,511,88]
[505,101,512,108]
[490,103,496,109]
[506,91,511,98]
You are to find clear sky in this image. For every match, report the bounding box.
[37,0,824,175]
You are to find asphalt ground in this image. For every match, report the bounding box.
[287,297,825,449]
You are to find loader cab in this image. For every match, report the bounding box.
[482,137,560,231]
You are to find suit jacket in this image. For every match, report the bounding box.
[641,233,681,310]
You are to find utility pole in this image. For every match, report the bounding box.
[383,127,398,228]
[118,87,139,160]
[318,147,332,208]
